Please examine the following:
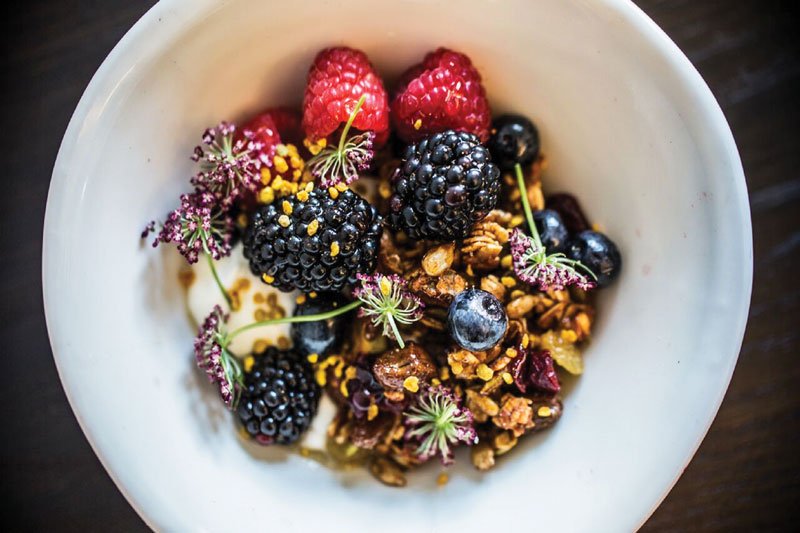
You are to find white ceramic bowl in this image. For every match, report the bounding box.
[43,0,752,530]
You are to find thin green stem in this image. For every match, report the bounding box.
[225,299,362,343]
[338,94,367,153]
[387,314,405,349]
[515,163,542,249]
[205,249,232,308]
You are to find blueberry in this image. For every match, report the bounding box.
[566,230,622,288]
[487,114,540,170]
[290,292,349,356]
[533,209,569,253]
[447,289,508,352]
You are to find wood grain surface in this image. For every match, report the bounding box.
[1,1,797,530]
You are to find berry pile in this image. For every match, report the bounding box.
[145,45,622,487]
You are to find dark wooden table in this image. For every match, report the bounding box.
[1,1,797,530]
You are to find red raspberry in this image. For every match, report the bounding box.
[260,107,303,146]
[392,48,491,143]
[242,107,305,162]
[302,47,389,145]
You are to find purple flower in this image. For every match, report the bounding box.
[146,191,233,264]
[305,95,374,188]
[404,386,478,465]
[193,305,242,408]
[353,273,423,346]
[509,229,595,291]
[190,121,264,207]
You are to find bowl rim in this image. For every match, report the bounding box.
[43,0,753,530]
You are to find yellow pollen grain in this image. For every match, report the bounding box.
[522,334,530,348]
[502,372,513,384]
[403,376,420,393]
[413,118,422,130]
[431,378,441,386]
[466,264,475,277]
[277,336,290,350]
[340,379,350,398]
[292,169,302,180]
[333,360,344,378]
[501,255,513,269]
[538,406,552,418]
[237,213,248,228]
[330,241,340,257]
[254,308,268,321]
[505,347,518,358]
[307,353,319,364]
[315,368,327,386]
[476,364,494,381]
[296,190,309,202]
[278,214,291,227]
[592,222,604,232]
[309,291,318,299]
[450,362,463,375]
[501,276,516,288]
[510,215,525,227]
[296,294,307,305]
[379,276,392,297]
[271,175,285,190]
[273,155,289,174]
[260,167,272,185]
[276,144,290,157]
[282,200,293,215]
[379,181,392,199]
[560,329,578,343]
[259,187,274,204]
[345,366,358,380]
[335,182,348,192]
[440,366,450,381]
[328,187,339,199]
[307,219,319,236]
[290,155,303,169]
[252,339,269,354]
[243,356,255,373]
[261,274,274,284]
[437,472,449,486]
[304,182,314,193]
[367,403,379,421]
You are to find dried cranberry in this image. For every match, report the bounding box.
[509,347,560,395]
[546,193,590,235]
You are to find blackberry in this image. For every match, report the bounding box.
[389,130,501,241]
[236,347,320,445]
[244,187,382,292]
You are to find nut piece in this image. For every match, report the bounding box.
[462,220,510,271]
[471,441,496,471]
[448,347,495,380]
[422,243,455,276]
[372,343,437,390]
[493,393,535,437]
[507,294,537,319]
[466,389,500,423]
[480,275,507,302]
[369,456,407,487]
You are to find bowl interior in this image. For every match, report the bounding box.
[44,0,751,530]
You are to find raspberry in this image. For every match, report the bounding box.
[302,47,389,145]
[391,48,491,143]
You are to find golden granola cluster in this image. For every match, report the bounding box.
[309,157,596,486]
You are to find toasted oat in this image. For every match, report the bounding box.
[493,394,535,437]
[480,274,507,302]
[466,389,500,423]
